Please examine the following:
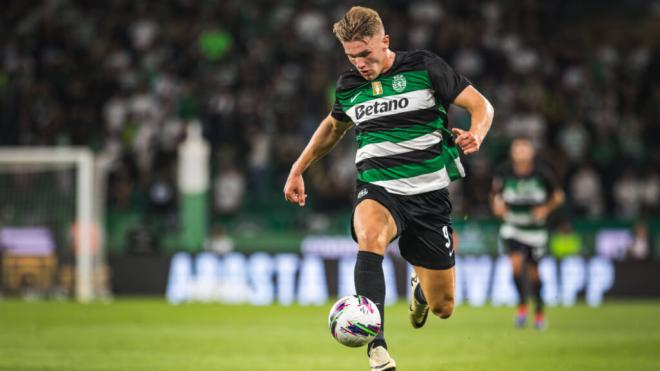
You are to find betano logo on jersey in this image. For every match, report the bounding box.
[371,81,383,96]
[354,97,410,120]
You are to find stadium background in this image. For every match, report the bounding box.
[1,1,660,370]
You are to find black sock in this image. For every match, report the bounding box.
[354,251,387,352]
[414,284,427,304]
[532,279,544,314]
[513,274,527,306]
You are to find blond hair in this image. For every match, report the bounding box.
[332,6,384,42]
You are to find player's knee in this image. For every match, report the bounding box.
[356,230,387,254]
[430,298,454,319]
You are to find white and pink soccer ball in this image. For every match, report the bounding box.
[328,295,382,347]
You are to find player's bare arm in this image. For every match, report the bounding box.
[451,86,494,155]
[532,189,565,221]
[489,177,508,218]
[283,114,353,207]
[490,193,508,219]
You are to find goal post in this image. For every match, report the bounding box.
[0,147,106,302]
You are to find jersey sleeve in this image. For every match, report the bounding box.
[423,51,471,106]
[330,74,351,122]
[331,97,350,122]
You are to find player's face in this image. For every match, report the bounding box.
[510,139,535,163]
[342,32,390,80]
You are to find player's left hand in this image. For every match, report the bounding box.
[532,205,551,221]
[451,128,482,155]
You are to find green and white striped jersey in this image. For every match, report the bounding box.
[492,163,559,248]
[331,50,470,196]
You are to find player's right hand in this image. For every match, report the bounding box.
[283,172,307,207]
[491,196,508,218]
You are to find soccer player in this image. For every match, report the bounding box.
[284,6,494,370]
[490,138,565,330]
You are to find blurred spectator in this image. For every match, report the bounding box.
[213,159,246,216]
[198,27,233,62]
[557,120,589,165]
[246,125,272,199]
[503,102,547,148]
[628,221,650,260]
[640,165,660,214]
[146,168,177,227]
[294,6,328,45]
[613,169,643,219]
[130,16,158,52]
[204,225,234,255]
[569,162,605,217]
[618,105,645,163]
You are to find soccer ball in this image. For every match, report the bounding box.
[328,295,381,347]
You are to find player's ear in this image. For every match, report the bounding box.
[382,34,390,49]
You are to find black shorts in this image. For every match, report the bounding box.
[351,181,455,270]
[502,238,545,264]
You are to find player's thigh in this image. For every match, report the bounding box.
[504,239,526,275]
[508,252,525,275]
[414,265,455,314]
[527,261,540,281]
[353,199,398,254]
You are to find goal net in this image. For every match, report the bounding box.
[0,148,107,302]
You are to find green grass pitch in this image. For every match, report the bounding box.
[1,299,659,370]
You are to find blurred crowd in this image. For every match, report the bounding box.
[2,0,660,231]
